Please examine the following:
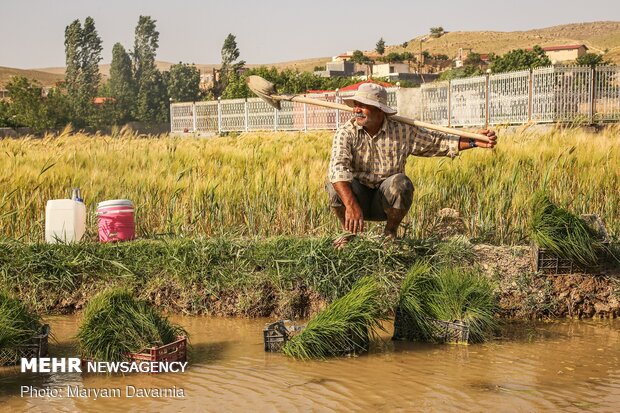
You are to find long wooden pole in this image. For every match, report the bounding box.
[273,94,491,143]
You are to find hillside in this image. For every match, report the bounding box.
[2,21,619,89]
[0,66,64,88]
[390,21,620,62]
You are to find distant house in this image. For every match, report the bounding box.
[200,71,215,90]
[454,48,491,68]
[372,63,410,78]
[315,61,355,78]
[539,44,588,62]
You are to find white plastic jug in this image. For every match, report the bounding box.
[45,199,86,243]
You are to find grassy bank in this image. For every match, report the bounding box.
[1,237,618,319]
[0,237,428,316]
[1,125,619,243]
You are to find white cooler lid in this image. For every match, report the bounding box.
[97,199,134,208]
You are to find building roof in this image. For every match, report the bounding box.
[92,97,116,105]
[540,44,588,52]
[335,51,384,60]
[306,79,395,94]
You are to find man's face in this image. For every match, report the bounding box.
[353,102,385,131]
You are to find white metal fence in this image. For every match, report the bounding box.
[170,65,620,133]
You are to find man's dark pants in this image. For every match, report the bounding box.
[325,173,414,220]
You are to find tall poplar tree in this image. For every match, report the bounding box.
[109,43,136,122]
[132,16,168,122]
[215,34,245,97]
[64,17,102,126]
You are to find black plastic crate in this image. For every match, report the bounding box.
[531,214,611,275]
[393,308,469,344]
[0,324,50,366]
[263,320,303,352]
[263,320,369,355]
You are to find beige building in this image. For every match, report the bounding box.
[372,63,410,77]
[541,44,588,62]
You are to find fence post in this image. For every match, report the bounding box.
[485,72,490,129]
[589,67,596,124]
[274,107,278,131]
[447,81,452,127]
[335,89,340,129]
[217,97,222,134]
[192,103,197,132]
[528,70,533,122]
[303,102,308,132]
[244,99,249,132]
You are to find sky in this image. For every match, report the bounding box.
[1,0,619,69]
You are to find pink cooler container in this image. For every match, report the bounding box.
[96,199,135,242]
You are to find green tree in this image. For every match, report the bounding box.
[108,43,136,123]
[438,66,483,81]
[464,52,483,67]
[168,63,201,102]
[220,66,364,99]
[430,27,445,38]
[350,50,374,75]
[216,33,245,96]
[64,17,103,126]
[490,45,551,73]
[401,52,415,65]
[383,52,403,63]
[132,16,169,122]
[375,38,386,55]
[0,100,12,127]
[575,53,608,67]
[221,70,250,99]
[4,77,54,131]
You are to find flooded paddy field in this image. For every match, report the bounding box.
[1,316,619,412]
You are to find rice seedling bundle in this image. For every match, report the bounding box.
[77,288,187,362]
[396,263,497,344]
[530,191,601,266]
[0,290,42,349]
[282,276,387,360]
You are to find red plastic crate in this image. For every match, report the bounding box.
[129,336,187,363]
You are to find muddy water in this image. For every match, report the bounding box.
[1,316,619,413]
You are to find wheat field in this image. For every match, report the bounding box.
[1,124,618,243]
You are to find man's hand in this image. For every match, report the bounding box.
[344,202,364,234]
[476,129,497,149]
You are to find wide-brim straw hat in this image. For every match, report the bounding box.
[343,83,397,115]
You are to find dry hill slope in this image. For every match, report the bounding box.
[392,21,620,63]
[0,66,64,88]
[2,21,619,88]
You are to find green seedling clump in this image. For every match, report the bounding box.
[77,288,187,362]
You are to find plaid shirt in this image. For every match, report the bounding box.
[328,117,460,188]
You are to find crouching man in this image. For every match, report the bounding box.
[326,83,497,248]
